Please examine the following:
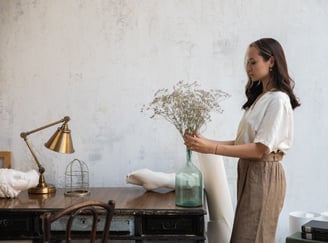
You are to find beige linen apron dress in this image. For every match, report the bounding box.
[230,91,293,243]
[230,157,286,243]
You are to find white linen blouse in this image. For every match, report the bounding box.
[235,91,293,154]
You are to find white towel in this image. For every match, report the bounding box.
[0,169,39,198]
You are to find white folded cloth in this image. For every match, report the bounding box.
[126,168,175,191]
[0,169,39,198]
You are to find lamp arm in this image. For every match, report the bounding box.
[20,116,70,138]
[22,138,45,174]
[20,116,70,174]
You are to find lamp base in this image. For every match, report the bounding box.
[28,184,56,194]
[64,189,90,197]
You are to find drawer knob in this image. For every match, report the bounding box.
[0,219,9,227]
[161,221,177,230]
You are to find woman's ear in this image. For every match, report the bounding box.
[269,56,275,68]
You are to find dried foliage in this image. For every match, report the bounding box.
[141,81,230,136]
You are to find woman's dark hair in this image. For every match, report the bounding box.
[242,38,300,110]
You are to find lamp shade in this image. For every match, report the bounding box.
[45,123,74,154]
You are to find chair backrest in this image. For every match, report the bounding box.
[43,200,115,243]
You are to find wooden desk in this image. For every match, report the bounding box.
[0,187,206,242]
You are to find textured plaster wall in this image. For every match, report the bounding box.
[1,1,328,242]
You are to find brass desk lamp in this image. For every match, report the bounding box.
[20,116,74,194]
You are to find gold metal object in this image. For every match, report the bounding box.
[20,116,74,194]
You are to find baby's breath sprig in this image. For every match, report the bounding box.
[141,81,230,136]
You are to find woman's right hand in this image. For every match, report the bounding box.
[183,132,216,154]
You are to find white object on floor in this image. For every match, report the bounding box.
[289,211,320,234]
[197,153,234,243]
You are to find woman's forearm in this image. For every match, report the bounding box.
[214,142,268,159]
[203,137,235,146]
[184,134,267,159]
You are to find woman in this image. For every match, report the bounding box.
[184,38,300,243]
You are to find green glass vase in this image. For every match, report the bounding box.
[175,149,204,207]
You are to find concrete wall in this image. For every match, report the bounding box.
[1,1,328,242]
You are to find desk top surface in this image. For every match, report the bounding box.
[0,187,206,214]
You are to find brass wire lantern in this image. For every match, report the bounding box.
[64,159,90,196]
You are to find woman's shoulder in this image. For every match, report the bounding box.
[267,90,292,107]
[266,90,288,99]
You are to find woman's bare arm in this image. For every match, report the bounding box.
[184,133,268,160]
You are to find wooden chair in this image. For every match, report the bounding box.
[43,200,115,243]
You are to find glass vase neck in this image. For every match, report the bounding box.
[186,149,192,163]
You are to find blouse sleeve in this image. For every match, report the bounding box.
[254,93,293,154]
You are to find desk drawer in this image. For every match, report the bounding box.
[0,212,41,237]
[142,215,203,235]
[51,215,134,236]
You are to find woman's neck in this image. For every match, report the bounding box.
[260,78,275,93]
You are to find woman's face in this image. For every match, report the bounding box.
[246,46,273,82]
